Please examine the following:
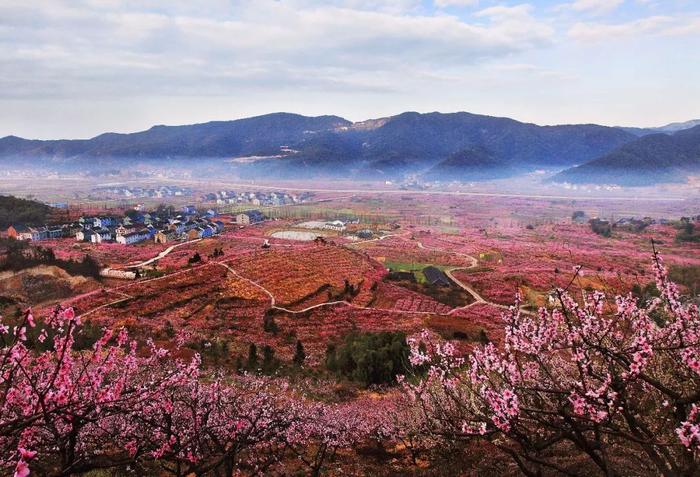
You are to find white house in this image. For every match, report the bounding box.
[76,229,94,242]
[115,224,135,237]
[91,228,112,243]
[116,230,149,245]
[13,226,49,241]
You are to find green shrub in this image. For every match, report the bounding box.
[325,331,410,386]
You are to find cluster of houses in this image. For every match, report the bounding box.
[90,185,193,199]
[7,205,228,246]
[78,208,226,245]
[204,190,313,207]
[573,211,660,232]
[7,224,67,242]
[573,210,666,234]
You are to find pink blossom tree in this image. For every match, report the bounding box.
[287,398,396,476]
[404,248,700,476]
[0,307,308,476]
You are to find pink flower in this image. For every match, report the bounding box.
[14,449,35,477]
[63,307,75,321]
[18,448,36,460]
[124,441,138,457]
[14,460,30,477]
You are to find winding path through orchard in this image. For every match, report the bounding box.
[209,232,532,316]
[74,228,531,320]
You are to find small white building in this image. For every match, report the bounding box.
[76,229,93,242]
[91,228,113,243]
[115,225,135,237]
[323,220,346,232]
[100,268,137,280]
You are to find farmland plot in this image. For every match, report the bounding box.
[229,244,379,308]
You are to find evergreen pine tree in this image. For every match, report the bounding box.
[262,345,275,373]
[246,343,258,370]
[293,340,306,366]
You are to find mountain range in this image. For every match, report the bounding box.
[553,125,700,186]
[1,112,699,185]
[618,119,700,137]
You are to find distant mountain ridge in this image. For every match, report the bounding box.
[0,111,636,180]
[657,119,700,133]
[617,119,700,137]
[552,125,700,186]
[1,111,695,185]
[0,113,350,161]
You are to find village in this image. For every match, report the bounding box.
[90,185,194,200]
[1,188,320,246]
[202,189,314,206]
[5,206,268,246]
[87,186,314,208]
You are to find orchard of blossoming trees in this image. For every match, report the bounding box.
[3,189,700,475]
[2,249,699,476]
[0,305,397,476]
[404,248,700,475]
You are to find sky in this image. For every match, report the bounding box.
[1,0,699,139]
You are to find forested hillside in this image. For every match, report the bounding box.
[0,195,53,228]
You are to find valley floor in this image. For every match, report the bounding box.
[2,187,699,474]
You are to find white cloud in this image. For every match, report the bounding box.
[0,0,555,100]
[569,0,625,16]
[568,15,700,41]
[434,0,479,8]
[475,4,534,19]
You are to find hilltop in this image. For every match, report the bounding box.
[553,125,700,186]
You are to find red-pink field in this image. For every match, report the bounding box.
[22,192,700,367]
[8,183,700,477]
